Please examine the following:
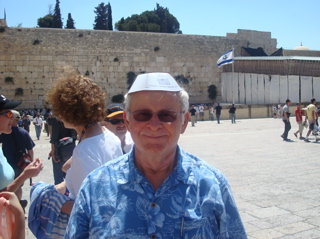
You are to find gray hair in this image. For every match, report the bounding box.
[124,90,189,122]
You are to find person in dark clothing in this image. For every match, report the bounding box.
[189,105,196,126]
[22,115,31,132]
[229,104,236,124]
[50,116,77,185]
[215,103,222,124]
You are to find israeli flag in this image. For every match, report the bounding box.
[217,49,234,67]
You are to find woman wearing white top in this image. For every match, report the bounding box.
[47,67,123,214]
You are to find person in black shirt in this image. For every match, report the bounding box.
[22,115,31,132]
[50,116,77,184]
[229,104,236,124]
[189,105,196,126]
[215,103,222,124]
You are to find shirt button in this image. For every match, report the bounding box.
[151,234,156,239]
[151,202,156,208]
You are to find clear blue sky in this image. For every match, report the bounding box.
[1,0,319,50]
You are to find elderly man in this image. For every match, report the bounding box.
[103,103,133,153]
[65,73,247,238]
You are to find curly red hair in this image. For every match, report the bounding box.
[47,67,106,126]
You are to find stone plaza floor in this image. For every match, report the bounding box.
[23,117,320,238]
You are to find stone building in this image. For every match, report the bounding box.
[1,18,279,108]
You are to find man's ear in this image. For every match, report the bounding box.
[180,112,189,134]
[123,111,130,132]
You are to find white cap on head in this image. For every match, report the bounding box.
[128,72,182,94]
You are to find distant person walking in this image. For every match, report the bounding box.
[199,104,204,121]
[189,105,196,126]
[22,115,31,133]
[281,99,292,141]
[229,104,236,124]
[209,105,215,121]
[293,103,305,140]
[215,103,222,124]
[33,114,43,140]
[304,98,318,142]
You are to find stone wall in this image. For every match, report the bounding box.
[0,27,277,109]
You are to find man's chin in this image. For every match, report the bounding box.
[116,129,126,134]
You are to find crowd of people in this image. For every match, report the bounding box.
[280,98,320,142]
[188,103,236,126]
[0,70,247,238]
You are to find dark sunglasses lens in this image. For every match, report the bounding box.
[110,119,124,125]
[133,110,153,122]
[158,110,177,122]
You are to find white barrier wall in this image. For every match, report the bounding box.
[279,75,288,103]
[288,76,299,103]
[269,75,280,104]
[257,75,265,104]
[221,73,318,104]
[301,76,312,102]
[239,73,245,104]
[251,74,258,104]
[245,74,252,104]
[313,77,320,100]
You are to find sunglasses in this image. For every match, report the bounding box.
[128,109,182,122]
[106,119,124,125]
[0,111,13,118]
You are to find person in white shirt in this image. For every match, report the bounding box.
[33,67,123,219]
[32,114,43,140]
[199,104,205,121]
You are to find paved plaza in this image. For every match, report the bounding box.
[22,117,320,238]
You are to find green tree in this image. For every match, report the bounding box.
[208,85,217,100]
[111,94,124,103]
[93,2,109,30]
[65,13,76,29]
[107,2,113,30]
[53,0,63,28]
[37,14,54,28]
[115,4,181,33]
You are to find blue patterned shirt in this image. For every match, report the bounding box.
[65,146,247,239]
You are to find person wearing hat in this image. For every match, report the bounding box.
[66,73,247,238]
[103,103,133,153]
[0,95,43,239]
[0,109,35,207]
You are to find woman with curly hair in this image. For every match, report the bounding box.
[28,67,123,238]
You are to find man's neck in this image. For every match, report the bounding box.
[134,148,177,191]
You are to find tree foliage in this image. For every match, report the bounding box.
[207,85,217,100]
[107,3,113,31]
[37,14,54,28]
[127,71,137,90]
[65,13,76,29]
[53,0,63,28]
[115,4,181,34]
[93,2,113,30]
[111,94,124,103]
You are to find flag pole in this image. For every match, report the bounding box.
[232,46,235,104]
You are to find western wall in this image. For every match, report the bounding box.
[0,20,277,109]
